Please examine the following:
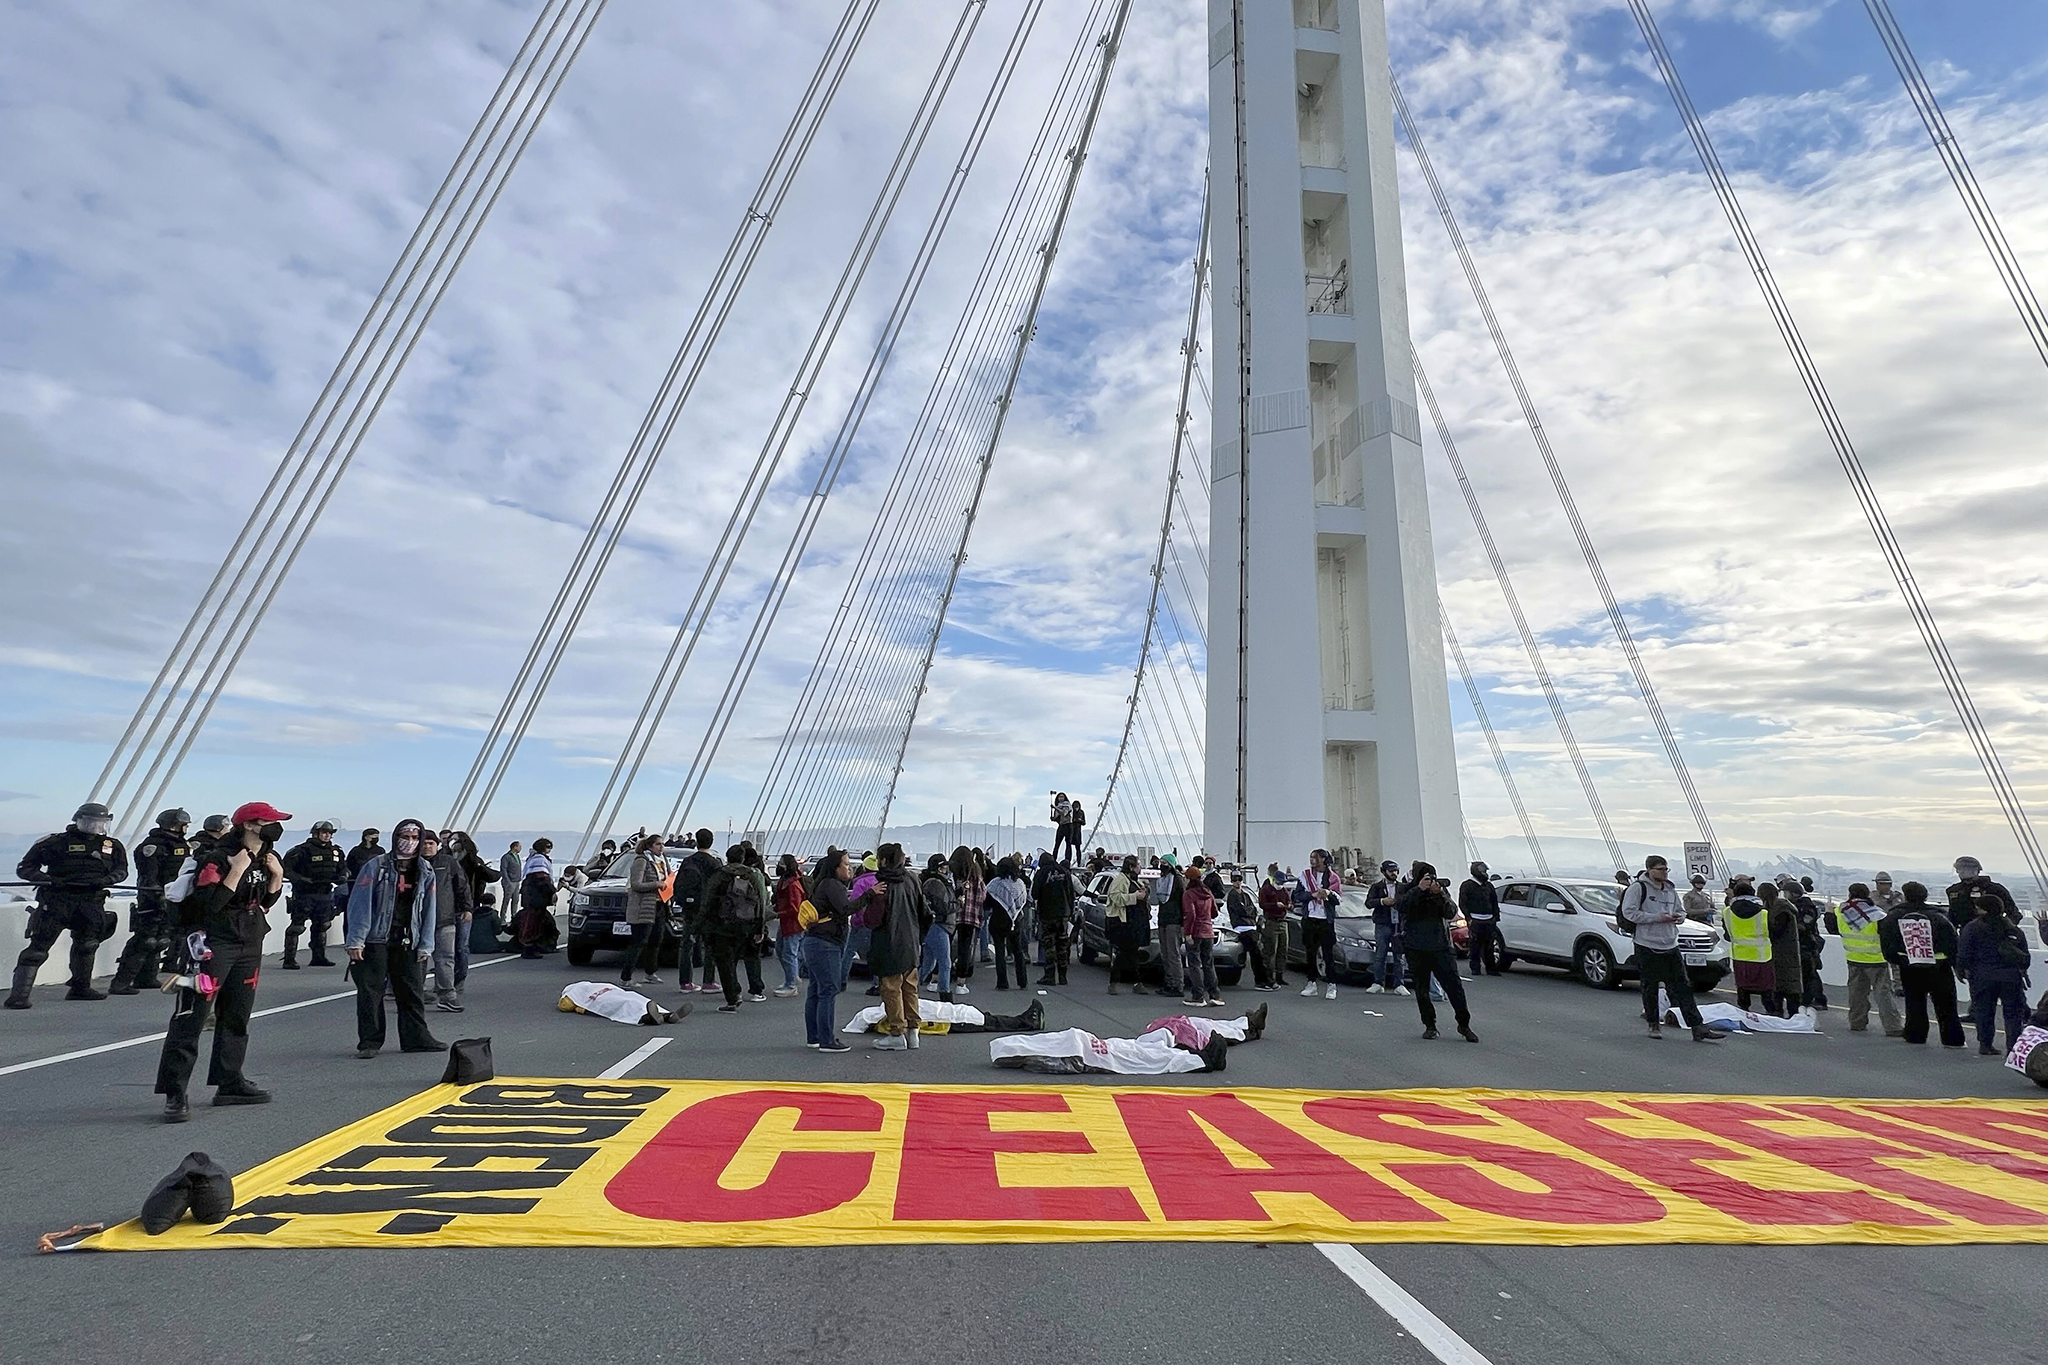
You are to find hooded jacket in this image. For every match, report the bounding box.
[864,865,924,976]
[345,852,437,950]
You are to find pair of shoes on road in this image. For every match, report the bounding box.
[1300,983,1320,998]
[1420,1025,1482,1043]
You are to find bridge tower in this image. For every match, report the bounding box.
[1204,0,1463,873]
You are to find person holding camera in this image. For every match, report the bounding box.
[1398,862,1477,1042]
[153,801,290,1121]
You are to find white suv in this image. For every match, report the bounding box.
[1493,877,1729,992]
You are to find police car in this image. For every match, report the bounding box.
[1492,877,1729,992]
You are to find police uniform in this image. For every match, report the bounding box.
[281,837,347,967]
[111,822,193,993]
[9,822,129,1006]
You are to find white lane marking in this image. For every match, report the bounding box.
[598,1036,671,1079]
[0,955,519,1079]
[1315,1243,1496,1365]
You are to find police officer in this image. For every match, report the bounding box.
[8,802,130,1008]
[190,815,230,859]
[281,820,347,969]
[345,827,384,882]
[155,801,289,1121]
[110,808,193,995]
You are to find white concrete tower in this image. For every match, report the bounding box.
[1204,0,1462,874]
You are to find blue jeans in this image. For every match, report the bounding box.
[920,923,952,994]
[842,923,872,988]
[802,935,844,1045]
[775,931,801,989]
[1371,921,1403,990]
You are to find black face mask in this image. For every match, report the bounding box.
[259,822,284,844]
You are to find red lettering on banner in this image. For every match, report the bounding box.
[1116,1092,1441,1225]
[893,1092,1145,1222]
[605,1090,882,1223]
[1304,1097,1665,1225]
[1652,1101,2047,1226]
[1864,1104,2048,1160]
[1788,1105,2048,1192]
[1489,1098,1941,1227]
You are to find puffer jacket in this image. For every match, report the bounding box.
[625,851,667,926]
[921,870,959,930]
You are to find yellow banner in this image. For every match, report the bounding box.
[92,1080,2048,1249]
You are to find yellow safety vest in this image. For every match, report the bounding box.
[1722,905,1771,963]
[1836,904,1885,964]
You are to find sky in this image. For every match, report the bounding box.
[4,0,2047,870]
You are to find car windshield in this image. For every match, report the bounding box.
[1334,890,1374,919]
[1572,884,1621,914]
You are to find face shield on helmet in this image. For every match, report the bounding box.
[73,802,113,837]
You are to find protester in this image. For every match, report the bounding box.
[419,830,474,1012]
[1105,855,1149,995]
[1789,876,1829,1010]
[671,829,722,994]
[9,802,129,1007]
[1031,855,1078,987]
[948,845,983,997]
[1398,863,1477,1042]
[702,845,769,1012]
[763,853,802,998]
[1297,849,1343,1000]
[919,854,957,1002]
[1459,861,1502,976]
[1259,864,1293,989]
[1144,854,1184,1001]
[499,840,524,926]
[1956,891,2033,1055]
[110,808,192,995]
[985,855,1029,991]
[1619,856,1719,1042]
[154,802,288,1120]
[863,844,924,1049]
[343,817,443,1060]
[1226,870,1270,990]
[1763,880,1804,1018]
[1828,882,1903,1036]
[1722,877,1775,1013]
[1879,881,1965,1047]
[1065,799,1087,865]
[804,848,853,1052]
[1181,855,1223,1007]
[617,834,670,988]
[516,839,559,958]
[447,832,503,953]
[1365,859,1406,996]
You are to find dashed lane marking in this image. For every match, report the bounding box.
[1316,1243,1496,1364]
[598,1036,671,1079]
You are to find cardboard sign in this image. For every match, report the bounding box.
[91,1081,2048,1250]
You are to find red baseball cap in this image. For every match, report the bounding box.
[230,801,293,825]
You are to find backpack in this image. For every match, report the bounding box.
[1995,919,2033,969]
[673,853,713,912]
[720,871,763,925]
[1616,879,1643,933]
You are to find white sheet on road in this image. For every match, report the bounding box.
[1684,1001,1821,1033]
[560,981,676,1025]
[988,1026,1206,1074]
[843,1000,986,1032]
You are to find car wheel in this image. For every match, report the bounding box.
[1575,939,1620,990]
[1079,942,1099,965]
[566,942,594,967]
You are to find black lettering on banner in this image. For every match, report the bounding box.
[462,1083,664,1107]
[385,1114,635,1146]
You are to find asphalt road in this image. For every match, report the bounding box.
[3,943,2044,1365]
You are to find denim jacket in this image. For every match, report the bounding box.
[344,852,438,950]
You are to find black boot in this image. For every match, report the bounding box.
[1036,971,1057,986]
[66,942,106,1000]
[163,1091,190,1124]
[1246,1003,1268,1040]
[4,962,33,1009]
[280,928,301,970]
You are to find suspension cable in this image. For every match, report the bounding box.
[1627,0,2048,899]
[1863,0,2048,371]
[1412,352,1622,870]
[1391,69,1725,879]
[1440,605,1550,875]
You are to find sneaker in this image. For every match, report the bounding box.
[954,983,970,997]
[773,987,800,998]
[676,982,697,993]
[1130,984,1151,995]
[872,1034,908,1050]
[746,992,768,1003]
[355,1045,379,1059]
[905,1028,920,1050]
[435,1000,464,1013]
[819,1039,851,1053]
[1647,1022,1664,1039]
[1208,996,1226,1007]
[1300,983,1320,997]
[1364,984,1384,995]
[1422,1026,1439,1040]
[1392,986,1411,997]
[1184,996,1207,1007]
[1323,984,1338,1000]
[717,1003,740,1013]
[806,1042,821,1049]
[640,972,661,985]
[1458,1024,1480,1043]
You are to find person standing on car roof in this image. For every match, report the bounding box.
[155,802,290,1120]
[1459,861,1503,977]
[1398,863,1477,1042]
[280,820,347,970]
[8,802,129,1008]
[1364,859,1406,996]
[1619,856,1720,1043]
[110,808,192,996]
